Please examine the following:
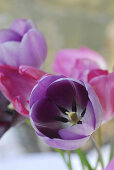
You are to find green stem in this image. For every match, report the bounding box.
[54,149,72,170]
[91,136,104,169]
[97,127,102,147]
[75,148,93,170]
[66,151,72,170]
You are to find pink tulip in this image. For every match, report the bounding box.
[90,72,114,120]
[0,65,46,117]
[53,47,107,81]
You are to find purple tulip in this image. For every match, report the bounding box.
[30,75,103,150]
[0,18,47,67]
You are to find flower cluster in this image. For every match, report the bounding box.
[0,18,113,169]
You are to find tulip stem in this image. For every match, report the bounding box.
[97,126,102,147]
[54,149,72,170]
[66,151,72,170]
[90,136,104,169]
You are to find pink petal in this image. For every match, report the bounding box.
[19,65,46,80]
[0,65,46,117]
[90,72,114,121]
[88,69,108,82]
[53,47,107,81]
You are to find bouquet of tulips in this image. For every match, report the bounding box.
[0,19,113,170]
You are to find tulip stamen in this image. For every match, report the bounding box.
[72,98,77,112]
[81,108,86,117]
[54,116,69,123]
[56,104,69,115]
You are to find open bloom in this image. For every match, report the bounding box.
[53,47,107,81]
[30,75,103,150]
[0,18,47,67]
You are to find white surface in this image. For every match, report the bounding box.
[0,145,110,170]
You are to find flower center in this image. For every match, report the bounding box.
[65,111,82,124]
[55,99,86,125]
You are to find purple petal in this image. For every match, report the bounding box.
[30,97,61,138]
[0,42,20,66]
[0,29,21,44]
[84,82,103,129]
[10,18,36,36]
[43,135,90,150]
[30,75,65,108]
[46,79,76,110]
[18,29,47,67]
[73,80,88,110]
[59,101,95,140]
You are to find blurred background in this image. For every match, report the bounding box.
[0,0,114,169]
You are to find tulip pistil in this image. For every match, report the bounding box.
[66,111,82,124]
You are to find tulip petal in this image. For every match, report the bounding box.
[53,47,107,81]
[30,75,65,108]
[19,65,46,80]
[10,18,36,36]
[88,69,108,82]
[0,29,21,44]
[90,72,114,120]
[19,29,47,67]
[43,135,90,150]
[0,65,45,116]
[0,42,20,66]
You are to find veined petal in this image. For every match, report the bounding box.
[0,65,45,116]
[88,69,108,82]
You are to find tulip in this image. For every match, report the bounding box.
[0,65,46,117]
[53,47,107,81]
[0,18,47,67]
[53,47,114,121]
[104,159,114,170]
[30,75,103,150]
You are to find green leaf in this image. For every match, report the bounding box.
[75,148,93,170]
